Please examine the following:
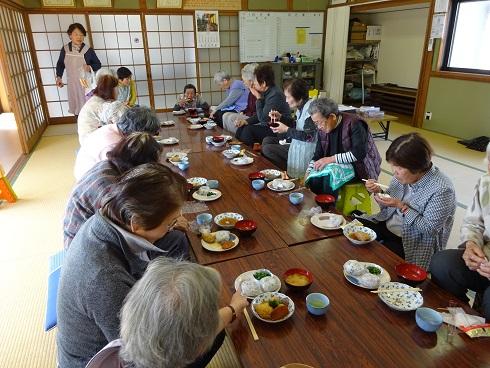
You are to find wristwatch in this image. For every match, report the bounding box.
[227,304,237,322]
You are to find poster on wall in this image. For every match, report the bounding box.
[42,0,75,7]
[157,0,182,8]
[195,11,220,48]
[184,0,240,10]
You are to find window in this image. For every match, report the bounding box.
[442,0,490,74]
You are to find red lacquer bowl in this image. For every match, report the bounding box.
[315,194,336,209]
[248,172,266,181]
[283,268,314,291]
[395,263,428,283]
[212,135,225,143]
[234,219,257,236]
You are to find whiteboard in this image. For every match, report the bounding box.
[239,11,324,63]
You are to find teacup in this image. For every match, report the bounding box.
[207,179,219,189]
[177,161,189,170]
[196,213,213,226]
[289,192,304,205]
[252,179,265,190]
[231,144,241,151]
[306,293,330,316]
[205,136,213,145]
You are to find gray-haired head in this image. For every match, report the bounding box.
[120,257,221,368]
[241,63,258,82]
[117,106,160,136]
[95,67,117,83]
[100,100,128,125]
[213,71,231,84]
[308,97,339,118]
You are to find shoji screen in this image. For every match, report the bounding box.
[197,15,241,106]
[89,14,150,107]
[29,13,86,118]
[0,7,46,152]
[145,14,197,110]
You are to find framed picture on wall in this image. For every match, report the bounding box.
[42,0,75,7]
[83,0,112,7]
[157,0,182,8]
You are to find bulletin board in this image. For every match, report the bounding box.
[239,11,324,63]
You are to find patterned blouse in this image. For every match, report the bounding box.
[460,174,490,260]
[366,166,456,270]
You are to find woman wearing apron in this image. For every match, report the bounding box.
[262,79,317,178]
[56,23,101,117]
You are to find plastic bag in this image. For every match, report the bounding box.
[79,67,95,93]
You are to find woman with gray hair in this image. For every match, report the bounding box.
[305,97,381,195]
[210,70,249,126]
[430,142,490,320]
[222,63,259,133]
[57,163,193,368]
[74,106,160,180]
[86,257,249,368]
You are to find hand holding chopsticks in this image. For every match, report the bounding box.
[371,287,422,294]
[362,178,389,190]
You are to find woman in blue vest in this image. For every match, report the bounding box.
[261,79,317,178]
[306,97,382,195]
[210,71,249,126]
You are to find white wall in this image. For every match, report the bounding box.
[357,7,429,89]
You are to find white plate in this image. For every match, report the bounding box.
[267,179,295,192]
[192,189,222,201]
[231,156,254,166]
[187,117,201,123]
[310,213,346,230]
[343,262,391,290]
[159,137,179,145]
[378,282,424,311]
[343,226,377,245]
[214,212,244,229]
[234,269,281,299]
[189,124,204,130]
[166,151,187,160]
[161,120,175,126]
[260,169,282,181]
[201,232,239,252]
[251,292,295,323]
[172,110,186,115]
[187,177,207,187]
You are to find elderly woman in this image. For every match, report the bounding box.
[261,79,317,178]
[173,83,209,111]
[222,63,259,134]
[86,257,249,368]
[235,64,291,147]
[430,143,490,319]
[74,106,160,181]
[57,163,193,368]
[361,133,456,270]
[77,74,121,145]
[210,71,249,126]
[305,97,381,195]
[64,133,189,261]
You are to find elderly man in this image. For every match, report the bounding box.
[210,71,249,126]
[73,106,160,181]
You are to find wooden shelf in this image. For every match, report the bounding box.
[348,41,381,46]
[346,58,377,63]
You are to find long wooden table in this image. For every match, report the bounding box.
[156,112,488,368]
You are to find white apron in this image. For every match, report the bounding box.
[64,43,89,115]
[287,99,317,178]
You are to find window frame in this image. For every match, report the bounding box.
[441,0,490,75]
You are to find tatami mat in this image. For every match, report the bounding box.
[0,120,486,367]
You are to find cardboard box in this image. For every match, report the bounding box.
[366,25,382,40]
[350,31,366,41]
[351,21,367,32]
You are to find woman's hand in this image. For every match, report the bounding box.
[229,291,249,316]
[463,241,487,271]
[235,119,248,128]
[56,77,64,88]
[374,195,407,212]
[249,85,261,99]
[169,216,188,232]
[271,121,288,134]
[268,110,282,122]
[313,156,335,171]
[83,64,92,72]
[365,179,382,194]
[477,261,490,279]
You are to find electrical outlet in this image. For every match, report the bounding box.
[425,112,432,120]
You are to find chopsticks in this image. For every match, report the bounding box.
[362,179,389,190]
[371,287,422,294]
[244,150,258,157]
[243,308,259,341]
[278,186,307,196]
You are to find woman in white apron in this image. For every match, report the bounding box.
[262,79,317,178]
[56,23,101,116]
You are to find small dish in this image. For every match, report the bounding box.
[314,194,336,210]
[415,307,443,332]
[204,122,217,129]
[187,177,207,188]
[161,120,175,126]
[222,149,240,159]
[188,124,204,130]
[251,292,295,323]
[283,268,313,291]
[260,169,282,181]
[377,282,424,312]
[192,189,222,202]
[234,219,257,236]
[306,293,330,316]
[172,110,186,115]
[231,156,254,166]
[267,179,295,192]
[252,179,265,190]
[248,172,266,181]
[214,212,244,229]
[395,263,428,283]
[187,117,201,124]
[205,136,213,145]
[310,213,346,230]
[235,269,281,298]
[343,226,377,245]
[159,137,179,145]
[289,192,304,205]
[343,260,391,290]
